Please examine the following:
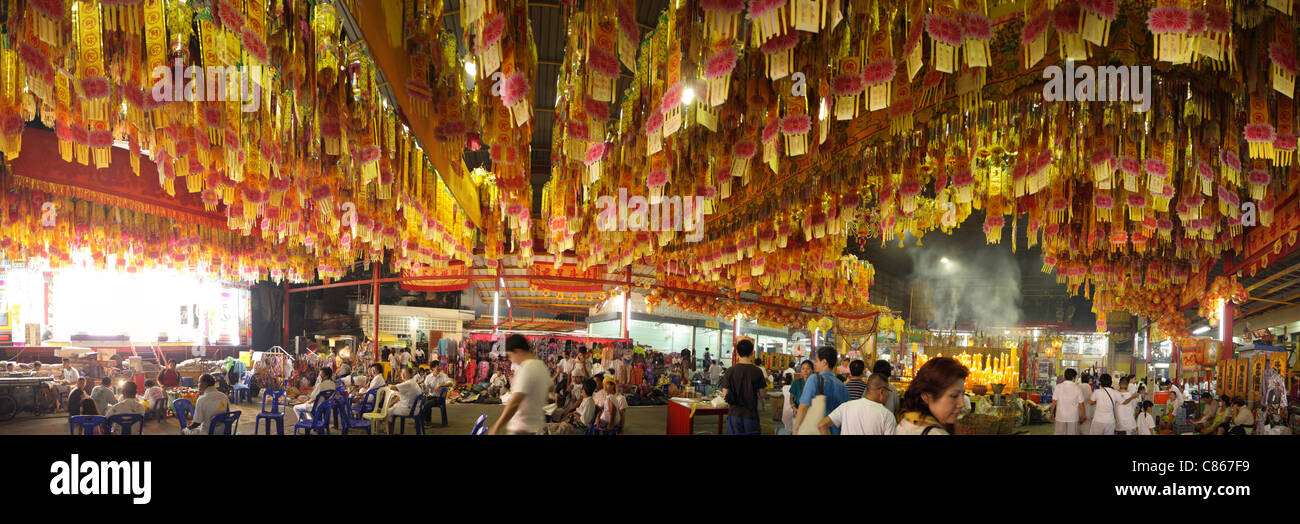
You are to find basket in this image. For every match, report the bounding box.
[954,413,1000,435]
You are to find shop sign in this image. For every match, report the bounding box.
[704,320,719,329]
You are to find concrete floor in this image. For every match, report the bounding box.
[0,399,772,435]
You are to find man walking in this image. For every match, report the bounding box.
[818,373,897,435]
[792,346,850,434]
[719,339,767,434]
[489,335,550,435]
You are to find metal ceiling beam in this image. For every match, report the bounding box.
[1245,261,1300,292]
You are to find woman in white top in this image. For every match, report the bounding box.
[780,372,795,434]
[1087,374,1126,435]
[896,357,969,435]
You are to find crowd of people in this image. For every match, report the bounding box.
[1050,369,1255,435]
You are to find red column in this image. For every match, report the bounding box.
[1221,303,1235,360]
[282,281,290,347]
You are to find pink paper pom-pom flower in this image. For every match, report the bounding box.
[704,47,739,79]
[780,114,812,135]
[500,72,530,106]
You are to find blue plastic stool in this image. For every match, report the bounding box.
[208,411,241,435]
[108,414,145,435]
[470,414,488,435]
[173,398,194,433]
[389,393,426,435]
[254,389,286,435]
[70,415,108,435]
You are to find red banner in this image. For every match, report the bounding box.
[529,263,610,293]
[8,129,225,228]
[400,264,472,292]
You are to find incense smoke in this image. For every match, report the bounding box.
[910,246,1023,333]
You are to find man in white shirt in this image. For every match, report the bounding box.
[105,382,148,433]
[384,367,424,422]
[293,367,336,422]
[543,378,598,435]
[1088,374,1125,435]
[351,363,386,402]
[1051,369,1086,435]
[489,335,551,435]
[422,361,454,395]
[1114,376,1140,435]
[184,374,231,434]
[1077,373,1095,434]
[818,373,898,435]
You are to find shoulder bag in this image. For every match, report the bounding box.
[796,373,828,435]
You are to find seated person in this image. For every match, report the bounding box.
[90,377,118,415]
[292,367,336,421]
[384,368,423,421]
[141,380,168,420]
[594,377,627,433]
[67,377,88,417]
[184,374,231,435]
[1223,397,1254,435]
[1193,394,1223,433]
[105,382,148,433]
[352,364,386,403]
[542,378,598,435]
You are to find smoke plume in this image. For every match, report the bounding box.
[909,246,1023,333]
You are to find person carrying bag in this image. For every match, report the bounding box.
[796,373,827,435]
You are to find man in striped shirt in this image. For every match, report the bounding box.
[844,360,868,401]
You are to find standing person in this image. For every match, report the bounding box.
[718,339,768,435]
[1050,369,1086,435]
[1115,376,1140,435]
[89,377,118,416]
[1161,379,1185,422]
[872,360,899,415]
[702,349,713,376]
[792,346,850,434]
[1136,401,1157,435]
[708,358,722,386]
[789,360,814,412]
[1077,373,1094,435]
[489,335,550,435]
[157,361,181,388]
[896,357,969,435]
[1088,374,1125,435]
[819,373,898,435]
[58,360,81,408]
[780,373,796,434]
[844,360,868,400]
[183,374,231,435]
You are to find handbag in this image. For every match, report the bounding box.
[796,373,827,435]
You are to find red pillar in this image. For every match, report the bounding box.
[1221,303,1235,360]
[282,281,290,348]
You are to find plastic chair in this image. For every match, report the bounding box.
[389,393,426,435]
[70,415,108,435]
[108,414,145,435]
[426,386,449,427]
[173,398,194,432]
[351,388,378,421]
[208,411,241,435]
[254,389,286,435]
[586,406,619,435]
[470,414,488,435]
[331,383,349,429]
[230,371,252,404]
[361,389,390,434]
[335,395,370,435]
[180,376,195,387]
[293,399,331,435]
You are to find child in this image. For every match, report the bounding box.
[141,380,168,421]
[596,377,627,433]
[1136,400,1156,435]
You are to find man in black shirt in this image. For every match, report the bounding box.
[719,339,767,435]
